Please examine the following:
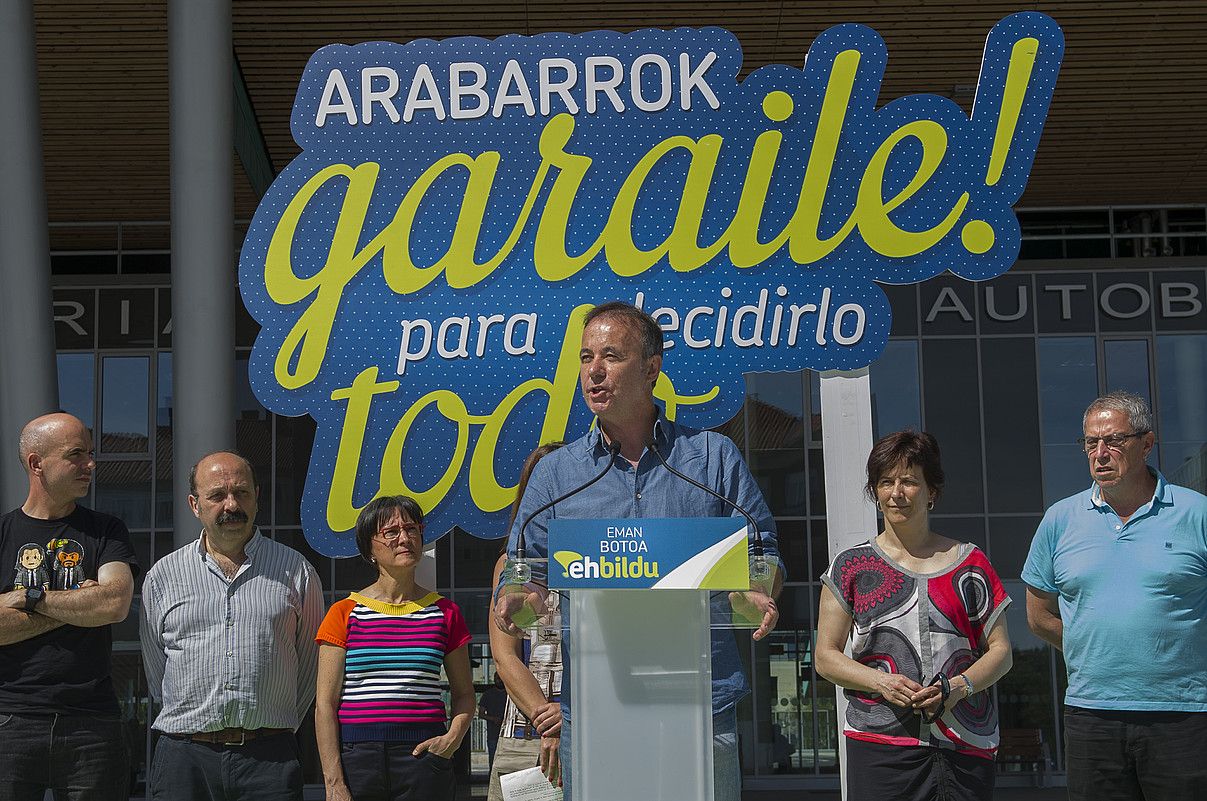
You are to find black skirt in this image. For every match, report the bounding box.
[845,737,996,801]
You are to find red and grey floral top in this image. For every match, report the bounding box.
[822,541,1011,759]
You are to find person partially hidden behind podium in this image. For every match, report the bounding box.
[493,301,783,801]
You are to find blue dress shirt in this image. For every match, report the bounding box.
[504,411,780,718]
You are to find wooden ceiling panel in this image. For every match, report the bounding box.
[30,0,1207,240]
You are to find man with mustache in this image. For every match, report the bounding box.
[0,412,138,800]
[140,451,324,801]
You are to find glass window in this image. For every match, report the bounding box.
[1104,340,1152,403]
[921,339,984,515]
[273,529,332,598]
[1156,335,1207,493]
[987,516,1043,580]
[931,516,986,552]
[994,580,1059,776]
[156,354,173,528]
[57,353,95,429]
[750,450,807,517]
[153,532,174,565]
[775,520,808,585]
[235,357,272,526]
[50,254,119,275]
[869,340,920,439]
[452,530,506,589]
[275,416,315,527]
[808,371,821,443]
[1019,208,1111,236]
[334,553,374,596]
[808,450,826,518]
[453,590,492,641]
[745,371,805,451]
[882,284,918,337]
[100,355,149,454]
[755,587,815,775]
[811,585,839,774]
[981,339,1043,514]
[745,372,807,517]
[94,460,151,529]
[1037,338,1098,507]
[809,520,829,585]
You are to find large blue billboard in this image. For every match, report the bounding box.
[238,13,1064,554]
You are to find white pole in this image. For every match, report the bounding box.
[818,367,878,800]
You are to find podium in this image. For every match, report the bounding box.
[545,517,756,801]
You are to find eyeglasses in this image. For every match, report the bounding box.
[1076,431,1149,453]
[372,524,424,543]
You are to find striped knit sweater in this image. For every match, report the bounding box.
[317,591,471,743]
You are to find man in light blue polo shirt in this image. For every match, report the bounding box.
[1023,390,1207,801]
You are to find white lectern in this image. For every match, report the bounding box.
[540,516,758,801]
[569,589,714,801]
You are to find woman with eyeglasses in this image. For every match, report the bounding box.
[315,496,474,801]
[815,431,1014,801]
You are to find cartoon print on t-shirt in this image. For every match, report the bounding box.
[47,538,85,590]
[13,543,50,590]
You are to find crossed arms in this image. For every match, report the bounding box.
[0,561,134,645]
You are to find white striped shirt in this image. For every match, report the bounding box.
[140,530,324,734]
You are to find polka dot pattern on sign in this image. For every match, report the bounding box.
[236,14,1064,553]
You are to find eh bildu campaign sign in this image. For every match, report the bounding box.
[238,13,1064,555]
[547,518,750,590]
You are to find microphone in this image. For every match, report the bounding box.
[646,441,775,585]
[508,437,624,584]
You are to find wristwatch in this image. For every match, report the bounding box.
[23,587,44,612]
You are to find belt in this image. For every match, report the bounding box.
[173,727,290,746]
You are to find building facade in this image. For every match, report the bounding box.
[46,206,1207,788]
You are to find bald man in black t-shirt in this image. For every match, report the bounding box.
[0,413,139,801]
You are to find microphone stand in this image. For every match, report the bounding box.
[647,441,775,586]
[503,438,623,595]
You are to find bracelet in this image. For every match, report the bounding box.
[958,674,975,697]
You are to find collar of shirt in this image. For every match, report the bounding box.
[195,529,263,579]
[582,407,677,463]
[1088,467,1169,519]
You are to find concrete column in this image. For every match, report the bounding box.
[169,0,235,548]
[0,0,59,509]
[819,368,877,800]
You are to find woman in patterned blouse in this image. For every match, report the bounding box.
[315,496,475,801]
[816,431,1014,801]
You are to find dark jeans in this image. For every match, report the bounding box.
[1065,706,1207,801]
[341,740,456,801]
[0,712,130,801]
[148,731,303,801]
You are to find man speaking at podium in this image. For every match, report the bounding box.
[494,301,783,801]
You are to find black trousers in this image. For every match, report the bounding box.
[147,731,303,801]
[0,712,130,801]
[340,740,456,801]
[1065,706,1207,801]
[845,737,995,801]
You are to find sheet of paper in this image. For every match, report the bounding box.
[500,766,562,801]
